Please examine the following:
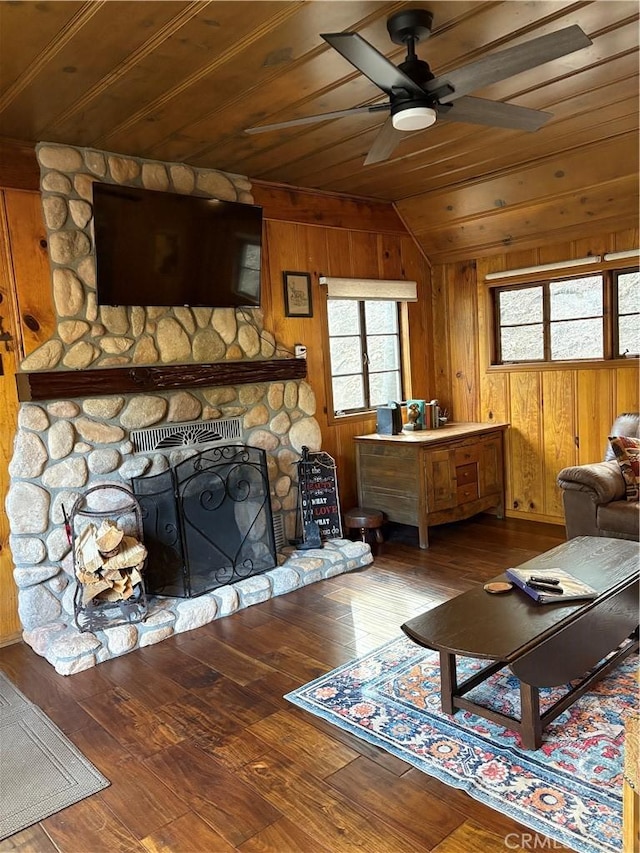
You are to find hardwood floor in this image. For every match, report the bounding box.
[0,515,573,853]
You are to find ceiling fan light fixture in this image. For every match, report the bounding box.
[392,106,437,131]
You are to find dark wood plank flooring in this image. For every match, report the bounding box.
[0,516,574,853]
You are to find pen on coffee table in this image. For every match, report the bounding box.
[528,576,560,584]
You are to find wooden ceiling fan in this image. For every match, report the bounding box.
[245,9,592,164]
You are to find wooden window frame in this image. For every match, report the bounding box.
[321,294,408,423]
[491,265,638,366]
[613,268,640,358]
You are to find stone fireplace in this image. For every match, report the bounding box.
[6,143,372,674]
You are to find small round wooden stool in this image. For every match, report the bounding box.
[344,507,384,545]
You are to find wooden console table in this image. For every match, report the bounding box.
[354,422,508,549]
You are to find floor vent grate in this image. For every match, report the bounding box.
[131,417,243,453]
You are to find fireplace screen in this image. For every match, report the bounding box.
[131,445,277,597]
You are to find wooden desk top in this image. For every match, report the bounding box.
[355,421,509,445]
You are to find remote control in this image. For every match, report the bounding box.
[527,581,564,594]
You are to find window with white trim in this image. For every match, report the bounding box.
[320,276,416,417]
[492,266,639,364]
[327,298,404,415]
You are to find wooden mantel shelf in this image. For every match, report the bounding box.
[16,358,308,402]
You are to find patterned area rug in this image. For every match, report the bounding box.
[0,671,110,840]
[286,636,638,853]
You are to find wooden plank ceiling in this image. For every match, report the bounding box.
[0,0,637,262]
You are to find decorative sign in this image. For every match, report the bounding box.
[297,447,343,543]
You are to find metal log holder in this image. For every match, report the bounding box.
[70,485,148,633]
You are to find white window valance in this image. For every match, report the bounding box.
[320,276,418,302]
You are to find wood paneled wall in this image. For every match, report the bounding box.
[0,196,23,644]
[1,188,56,644]
[253,183,434,514]
[431,228,640,524]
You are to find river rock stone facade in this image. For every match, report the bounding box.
[6,143,372,674]
[25,142,264,372]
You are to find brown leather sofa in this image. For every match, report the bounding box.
[557,412,639,541]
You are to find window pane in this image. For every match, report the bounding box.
[327,300,359,335]
[499,288,542,325]
[328,296,404,415]
[619,314,640,356]
[364,300,398,334]
[550,276,602,320]
[550,319,603,360]
[332,375,364,412]
[501,325,543,361]
[618,271,640,314]
[329,336,362,375]
[369,371,402,406]
[366,334,399,371]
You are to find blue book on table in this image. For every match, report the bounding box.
[505,567,598,604]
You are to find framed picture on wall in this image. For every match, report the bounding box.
[283,271,313,318]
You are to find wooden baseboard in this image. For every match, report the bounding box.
[504,509,565,526]
[0,631,22,648]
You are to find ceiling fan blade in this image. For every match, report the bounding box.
[245,104,389,134]
[321,32,425,97]
[364,117,406,165]
[426,25,592,102]
[439,96,552,131]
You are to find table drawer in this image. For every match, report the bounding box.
[454,445,480,466]
[456,463,477,486]
[457,482,479,504]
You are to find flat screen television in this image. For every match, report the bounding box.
[93,183,263,308]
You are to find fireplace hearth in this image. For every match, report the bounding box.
[132,445,276,597]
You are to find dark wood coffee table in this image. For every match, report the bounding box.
[401,536,639,749]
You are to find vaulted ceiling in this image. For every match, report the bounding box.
[1,1,638,262]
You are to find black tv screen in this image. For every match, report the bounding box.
[93,183,263,308]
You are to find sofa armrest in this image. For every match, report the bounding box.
[557,460,626,504]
